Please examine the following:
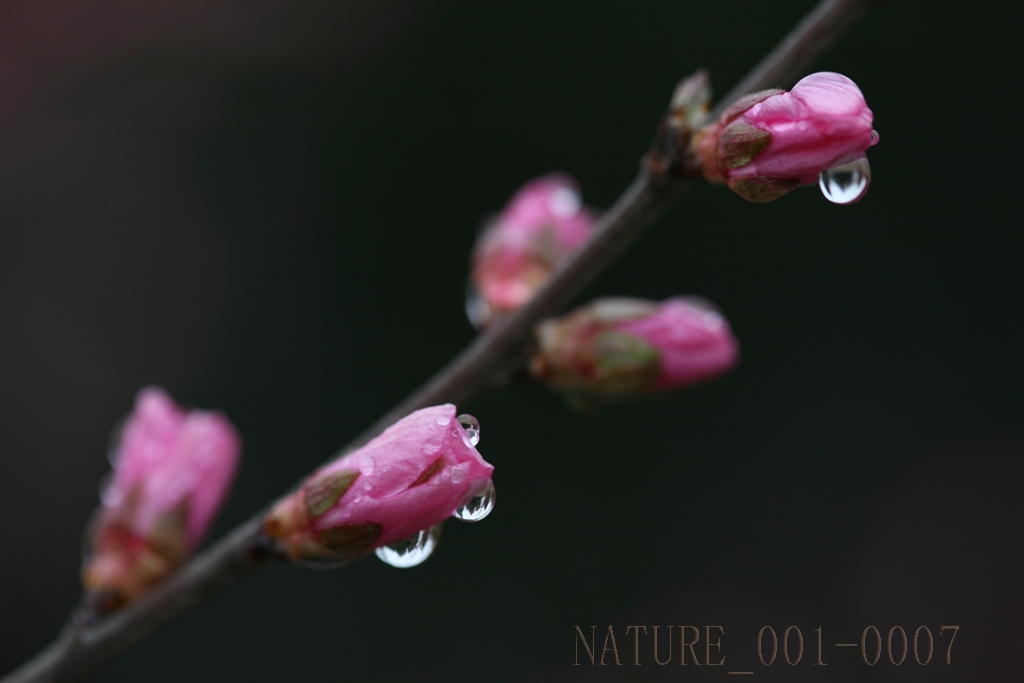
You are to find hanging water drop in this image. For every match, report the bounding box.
[455,413,481,447]
[819,156,871,204]
[375,524,442,568]
[453,480,495,522]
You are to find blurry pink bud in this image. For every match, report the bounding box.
[468,174,596,328]
[263,404,495,566]
[82,387,241,612]
[530,297,738,398]
[694,72,878,203]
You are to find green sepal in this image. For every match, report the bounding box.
[316,523,383,557]
[305,469,360,518]
[587,331,662,394]
[720,122,772,169]
[149,501,189,563]
[727,176,799,203]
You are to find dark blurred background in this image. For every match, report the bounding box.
[1,1,1021,681]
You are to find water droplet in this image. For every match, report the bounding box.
[107,415,128,467]
[465,278,491,330]
[358,456,375,476]
[549,187,581,217]
[450,465,467,483]
[674,295,721,316]
[819,156,871,205]
[455,414,480,447]
[702,311,724,331]
[98,473,121,507]
[870,129,880,145]
[375,524,442,568]
[453,480,495,522]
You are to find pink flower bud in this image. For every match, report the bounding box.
[263,404,495,565]
[82,387,241,612]
[468,174,596,327]
[694,72,878,203]
[530,297,738,398]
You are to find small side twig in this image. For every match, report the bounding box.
[1,1,884,681]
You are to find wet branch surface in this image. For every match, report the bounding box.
[1,1,884,681]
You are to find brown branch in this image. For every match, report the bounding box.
[345,0,889,452]
[1,1,883,681]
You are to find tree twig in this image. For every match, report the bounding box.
[1,1,883,680]
[713,0,887,120]
[346,0,888,452]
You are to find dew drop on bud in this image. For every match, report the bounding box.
[453,480,495,522]
[548,187,581,217]
[465,278,491,330]
[819,156,871,205]
[107,414,128,467]
[358,456,375,476]
[375,524,442,568]
[98,473,120,507]
[455,413,481,447]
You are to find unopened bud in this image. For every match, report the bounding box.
[82,388,241,612]
[263,405,495,566]
[530,297,738,398]
[468,174,596,328]
[693,72,878,203]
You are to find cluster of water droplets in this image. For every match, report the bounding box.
[374,412,494,568]
[819,139,875,205]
